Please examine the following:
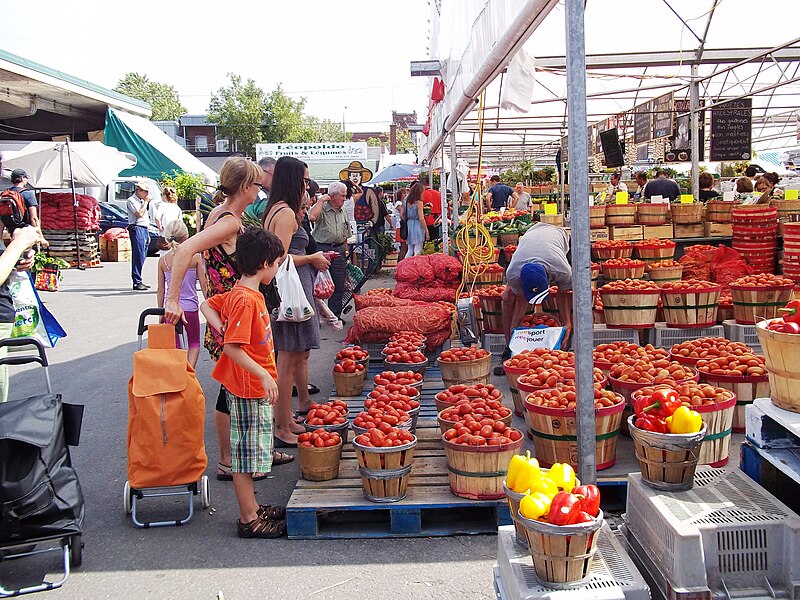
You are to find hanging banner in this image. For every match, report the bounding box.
[710,98,752,161]
[652,93,674,140]
[634,101,652,145]
[255,142,368,162]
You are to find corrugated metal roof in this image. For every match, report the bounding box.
[180,114,214,126]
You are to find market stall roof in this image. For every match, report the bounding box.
[104,108,217,180]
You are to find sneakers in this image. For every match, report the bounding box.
[132,283,149,291]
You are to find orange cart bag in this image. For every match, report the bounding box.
[127,322,207,489]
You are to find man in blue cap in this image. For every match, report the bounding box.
[501,222,573,357]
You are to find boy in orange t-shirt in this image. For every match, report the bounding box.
[201,227,286,538]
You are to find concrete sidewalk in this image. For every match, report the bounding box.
[0,259,497,600]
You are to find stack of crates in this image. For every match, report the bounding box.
[622,467,800,600]
[646,323,724,348]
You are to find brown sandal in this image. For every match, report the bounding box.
[237,514,286,538]
[258,504,287,520]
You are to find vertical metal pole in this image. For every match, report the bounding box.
[451,134,460,230]
[690,64,701,200]
[441,143,449,253]
[65,139,84,270]
[565,0,595,484]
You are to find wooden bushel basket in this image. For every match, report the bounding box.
[303,419,351,444]
[504,362,531,417]
[383,358,428,377]
[437,354,491,388]
[591,243,633,261]
[660,284,721,328]
[524,392,625,470]
[601,262,646,281]
[438,408,512,435]
[514,510,604,588]
[598,288,661,328]
[478,294,504,334]
[647,265,683,285]
[353,437,417,502]
[503,481,529,543]
[628,416,706,491]
[730,284,794,324]
[698,371,769,433]
[671,203,703,224]
[298,440,342,481]
[333,369,364,397]
[589,205,606,228]
[442,433,524,500]
[634,241,676,260]
[756,320,800,414]
[706,200,739,223]
[636,203,669,225]
[605,205,636,226]
[499,231,520,246]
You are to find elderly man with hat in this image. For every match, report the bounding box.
[126,180,152,291]
[501,222,573,357]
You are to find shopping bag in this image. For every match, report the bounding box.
[275,255,315,323]
[313,269,335,299]
[509,326,566,354]
[9,271,67,347]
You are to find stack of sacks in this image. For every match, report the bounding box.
[40,192,100,231]
[393,254,462,302]
[101,227,130,240]
[345,301,456,350]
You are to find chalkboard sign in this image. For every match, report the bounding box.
[652,93,674,140]
[560,135,569,164]
[595,119,607,156]
[634,101,651,145]
[671,99,705,161]
[710,98,752,161]
[600,128,625,168]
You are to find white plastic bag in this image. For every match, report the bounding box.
[313,269,335,299]
[275,255,315,323]
[500,48,536,112]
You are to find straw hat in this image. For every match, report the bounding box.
[339,161,373,183]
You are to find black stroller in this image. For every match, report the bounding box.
[0,338,84,597]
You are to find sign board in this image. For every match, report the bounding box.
[255,142,368,162]
[544,203,558,215]
[595,119,608,156]
[560,135,569,164]
[786,189,799,200]
[587,125,596,158]
[650,195,668,204]
[636,144,649,161]
[509,327,566,354]
[669,99,705,161]
[710,98,752,161]
[634,101,652,145]
[652,93,674,140]
[680,194,694,204]
[615,192,629,204]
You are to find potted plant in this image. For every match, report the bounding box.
[32,253,70,292]
[376,232,398,267]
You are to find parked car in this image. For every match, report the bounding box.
[98,203,161,256]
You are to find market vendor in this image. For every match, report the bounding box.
[643,170,680,202]
[485,175,516,211]
[604,172,627,203]
[501,222,572,357]
[633,171,648,201]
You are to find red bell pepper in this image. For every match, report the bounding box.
[573,511,597,524]
[783,321,800,334]
[780,299,800,324]
[546,491,582,525]
[634,388,681,419]
[571,484,601,517]
[634,413,668,433]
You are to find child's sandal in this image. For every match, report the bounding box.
[237,514,286,538]
[257,504,286,520]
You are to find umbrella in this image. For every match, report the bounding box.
[3,141,136,268]
[369,163,422,185]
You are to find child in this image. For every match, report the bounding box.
[200,227,286,538]
[157,219,208,368]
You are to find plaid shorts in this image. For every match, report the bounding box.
[226,391,274,474]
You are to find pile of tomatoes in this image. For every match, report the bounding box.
[718,293,733,308]
[525,385,622,410]
[435,383,503,407]
[333,359,365,374]
[670,337,752,362]
[390,331,426,346]
[373,370,423,386]
[384,349,427,364]
[353,406,412,430]
[519,313,560,328]
[479,284,506,297]
[593,240,633,250]
[443,419,522,446]
[608,359,696,384]
[517,365,605,389]
[603,258,645,268]
[635,238,676,249]
[661,279,718,291]
[366,384,420,410]
[298,429,342,448]
[632,382,733,408]
[593,341,667,368]
[695,354,766,378]
[731,274,794,288]
[646,259,681,270]
[336,346,368,362]
[354,428,415,448]
[305,401,349,426]
[439,398,511,422]
[384,340,423,355]
[601,279,660,291]
[503,348,573,371]
[438,347,490,362]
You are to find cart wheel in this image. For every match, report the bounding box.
[69,534,83,568]
[200,475,210,509]
[123,481,132,515]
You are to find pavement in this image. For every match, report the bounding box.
[0,259,499,600]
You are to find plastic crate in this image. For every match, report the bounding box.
[623,467,800,600]
[722,319,762,352]
[494,524,650,600]
[361,340,388,362]
[592,325,639,348]
[645,323,724,348]
[483,333,507,356]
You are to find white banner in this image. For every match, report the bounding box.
[509,327,566,354]
[255,142,367,162]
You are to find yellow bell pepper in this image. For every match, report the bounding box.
[547,463,577,491]
[530,474,559,499]
[507,451,531,490]
[519,492,552,520]
[666,406,703,434]
[511,454,541,494]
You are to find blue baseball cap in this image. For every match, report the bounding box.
[520,262,550,305]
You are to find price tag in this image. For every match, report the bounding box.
[680,194,694,204]
[786,189,799,200]
[651,195,668,204]
[722,191,735,202]
[588,195,595,206]
[615,192,629,204]
[544,203,558,215]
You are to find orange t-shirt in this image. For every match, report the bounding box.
[207,285,278,399]
[422,187,441,226]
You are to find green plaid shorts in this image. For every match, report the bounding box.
[226,391,273,474]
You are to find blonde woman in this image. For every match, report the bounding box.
[156,218,208,368]
[155,186,183,253]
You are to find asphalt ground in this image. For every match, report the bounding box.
[0,260,500,600]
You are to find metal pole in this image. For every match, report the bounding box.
[565,0,595,484]
[690,64,700,200]
[65,139,84,270]
[451,134,460,231]
[441,142,449,254]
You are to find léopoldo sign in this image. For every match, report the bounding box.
[255,142,367,162]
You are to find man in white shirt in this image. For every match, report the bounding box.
[126,181,151,291]
[605,172,628,203]
[514,182,532,211]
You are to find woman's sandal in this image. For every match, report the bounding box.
[292,410,310,425]
[237,514,286,539]
[216,462,269,481]
[273,451,294,465]
[257,504,286,520]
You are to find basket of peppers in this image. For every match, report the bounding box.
[503,455,603,588]
[627,388,706,492]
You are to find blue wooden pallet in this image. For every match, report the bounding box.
[745,398,800,450]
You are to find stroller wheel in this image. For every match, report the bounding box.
[200,475,211,509]
[123,481,132,515]
[69,534,83,568]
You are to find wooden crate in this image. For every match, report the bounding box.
[608,225,644,241]
[673,223,705,238]
[704,222,733,237]
[642,224,674,239]
[562,227,609,242]
[103,238,132,262]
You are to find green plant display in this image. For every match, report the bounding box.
[160,170,205,201]
[32,253,70,279]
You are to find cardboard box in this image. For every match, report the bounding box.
[673,224,705,238]
[642,225,674,239]
[609,225,644,241]
[704,222,732,237]
[104,237,132,262]
[539,214,564,227]
[99,236,107,261]
[563,227,609,242]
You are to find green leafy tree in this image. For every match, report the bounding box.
[298,115,348,142]
[263,84,307,143]
[366,137,385,147]
[160,170,205,201]
[396,128,416,154]
[208,73,268,156]
[114,72,186,121]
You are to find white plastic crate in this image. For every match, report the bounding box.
[592,325,639,348]
[483,332,507,356]
[624,467,800,600]
[645,323,724,348]
[722,319,762,352]
[494,524,650,600]
[361,340,388,361]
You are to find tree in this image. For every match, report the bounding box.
[298,115,348,142]
[262,85,307,143]
[396,128,416,154]
[366,137,385,147]
[207,73,268,156]
[114,72,186,121]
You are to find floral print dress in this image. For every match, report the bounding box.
[203,215,240,361]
